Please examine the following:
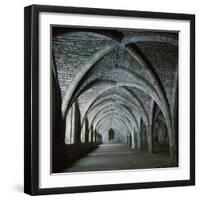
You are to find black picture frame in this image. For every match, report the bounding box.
[24,4,195,195]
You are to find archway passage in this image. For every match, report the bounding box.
[108,128,115,141]
[52,26,178,173]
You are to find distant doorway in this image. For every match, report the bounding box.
[109,128,115,140]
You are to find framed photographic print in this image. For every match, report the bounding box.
[24,4,195,195]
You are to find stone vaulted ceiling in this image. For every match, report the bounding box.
[52,27,178,159]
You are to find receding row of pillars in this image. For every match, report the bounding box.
[81,124,102,144]
[64,101,169,156]
[65,101,102,145]
[121,122,169,155]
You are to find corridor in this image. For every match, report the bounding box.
[51,26,178,173]
[63,144,176,173]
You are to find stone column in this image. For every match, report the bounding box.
[84,118,89,143]
[129,135,132,146]
[65,107,72,144]
[147,125,154,153]
[168,125,177,162]
[70,103,76,143]
[126,135,129,144]
[136,130,141,150]
[131,132,135,148]
[94,129,98,142]
[69,101,81,144]
[90,125,94,143]
[158,123,165,144]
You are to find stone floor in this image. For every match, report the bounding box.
[63,144,177,173]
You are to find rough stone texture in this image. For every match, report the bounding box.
[53,32,113,98]
[137,42,178,108]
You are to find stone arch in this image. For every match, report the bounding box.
[95,114,133,143]
[81,86,149,127]
[86,98,139,128]
[90,107,135,134]
[97,119,127,137]
[68,66,166,126]
[97,119,135,145]
[67,74,172,154]
[59,30,176,159]
[78,76,166,133]
[61,44,117,115]
[96,116,129,138]
[122,35,178,47]
[59,31,173,128]
[61,33,172,125]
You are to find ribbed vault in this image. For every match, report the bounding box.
[52,27,178,172]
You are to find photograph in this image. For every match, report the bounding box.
[51,26,179,173]
[24,5,195,195]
